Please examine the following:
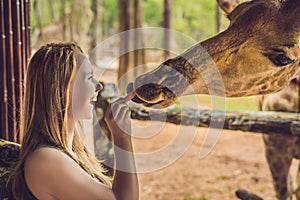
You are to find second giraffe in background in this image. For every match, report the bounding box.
[259,78,300,200]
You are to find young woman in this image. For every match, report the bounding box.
[8,42,138,200]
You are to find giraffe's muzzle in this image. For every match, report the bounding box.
[126,82,177,108]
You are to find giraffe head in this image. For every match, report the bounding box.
[128,0,300,107]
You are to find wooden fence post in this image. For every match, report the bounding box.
[0,0,31,142]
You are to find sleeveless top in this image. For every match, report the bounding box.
[6,171,37,200]
[21,171,38,200]
[16,148,101,200]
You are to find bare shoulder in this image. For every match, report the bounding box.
[24,147,74,192]
[24,147,115,199]
[27,146,66,160]
[25,147,71,172]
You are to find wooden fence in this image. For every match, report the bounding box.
[99,83,300,136]
[0,0,299,142]
[95,83,300,173]
[0,0,31,142]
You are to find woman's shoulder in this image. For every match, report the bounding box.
[24,147,113,199]
[24,147,80,197]
[26,147,68,164]
[25,147,75,178]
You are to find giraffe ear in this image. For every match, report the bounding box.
[216,0,250,14]
[280,0,300,12]
[278,0,300,32]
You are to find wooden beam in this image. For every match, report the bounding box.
[99,82,300,136]
[130,106,300,136]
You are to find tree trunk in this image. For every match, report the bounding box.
[89,0,103,58]
[47,0,55,23]
[61,0,67,40]
[216,1,221,33]
[163,0,171,59]
[32,0,42,38]
[118,0,145,95]
[133,0,145,73]
[117,0,132,84]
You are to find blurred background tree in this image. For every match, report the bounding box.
[30,0,229,52]
[0,0,256,141]
[30,0,256,106]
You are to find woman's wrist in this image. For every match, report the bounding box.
[112,133,134,152]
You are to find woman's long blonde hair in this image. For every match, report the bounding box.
[8,42,111,199]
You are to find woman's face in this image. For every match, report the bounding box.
[70,53,102,121]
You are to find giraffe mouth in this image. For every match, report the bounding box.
[126,82,177,108]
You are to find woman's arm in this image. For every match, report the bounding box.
[104,98,139,200]
[24,98,138,200]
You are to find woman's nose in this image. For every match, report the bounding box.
[95,81,103,92]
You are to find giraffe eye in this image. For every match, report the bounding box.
[264,48,295,67]
[273,54,294,66]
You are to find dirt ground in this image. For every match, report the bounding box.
[131,120,299,200]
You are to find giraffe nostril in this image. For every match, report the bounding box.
[260,84,268,91]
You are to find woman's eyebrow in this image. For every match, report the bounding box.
[86,69,94,75]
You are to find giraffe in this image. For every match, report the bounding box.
[128,0,300,108]
[217,1,300,199]
[258,79,300,200]
[126,0,300,199]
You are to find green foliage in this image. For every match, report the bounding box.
[225,96,258,111]
[142,0,230,40]
[30,0,230,41]
[172,0,216,40]
[102,0,118,36]
[30,0,53,31]
[175,95,258,111]
[123,0,229,40]
[143,0,163,26]
[172,0,229,40]
[182,194,209,200]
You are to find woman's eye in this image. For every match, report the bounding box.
[88,76,93,80]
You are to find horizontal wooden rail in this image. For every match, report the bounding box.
[98,82,300,136]
[130,106,300,135]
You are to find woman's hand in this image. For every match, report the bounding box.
[104,98,139,200]
[104,98,132,141]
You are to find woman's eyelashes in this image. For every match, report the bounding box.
[87,72,94,80]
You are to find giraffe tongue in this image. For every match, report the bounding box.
[126,82,157,105]
[124,92,136,102]
[126,82,143,103]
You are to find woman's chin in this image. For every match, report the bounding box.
[86,104,94,119]
[79,104,94,120]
